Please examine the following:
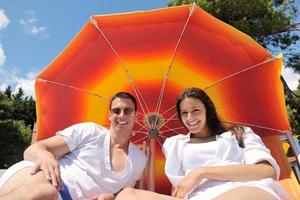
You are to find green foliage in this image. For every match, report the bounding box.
[168,0,300,132]
[4,86,12,99]
[288,53,300,73]
[11,88,36,129]
[0,119,31,168]
[0,86,36,168]
[0,92,13,120]
[286,81,300,133]
[167,0,300,72]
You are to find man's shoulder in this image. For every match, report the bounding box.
[129,143,147,162]
[71,122,107,131]
[65,122,109,138]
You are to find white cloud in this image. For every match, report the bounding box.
[20,10,49,38]
[14,72,37,98]
[282,66,300,90]
[30,25,46,35]
[0,9,10,30]
[0,9,9,66]
[0,67,38,98]
[0,44,5,66]
[0,83,8,91]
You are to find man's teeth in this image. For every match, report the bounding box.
[117,121,128,125]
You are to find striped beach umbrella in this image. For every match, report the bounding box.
[35,4,290,193]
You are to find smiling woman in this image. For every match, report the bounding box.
[115,87,290,200]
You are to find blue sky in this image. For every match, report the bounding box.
[0,0,299,97]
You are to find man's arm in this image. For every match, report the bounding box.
[23,135,70,189]
[24,135,69,160]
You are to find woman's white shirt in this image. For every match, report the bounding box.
[163,127,290,200]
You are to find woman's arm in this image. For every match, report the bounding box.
[172,161,275,198]
[197,161,276,182]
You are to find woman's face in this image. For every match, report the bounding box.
[179,97,211,137]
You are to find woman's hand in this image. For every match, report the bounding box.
[30,150,62,190]
[172,168,204,198]
[87,193,115,200]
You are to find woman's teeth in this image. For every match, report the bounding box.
[188,121,199,126]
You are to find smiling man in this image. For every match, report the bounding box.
[0,92,147,200]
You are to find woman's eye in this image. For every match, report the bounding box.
[193,109,200,113]
[181,111,187,116]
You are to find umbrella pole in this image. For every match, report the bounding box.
[147,138,156,191]
[284,131,300,166]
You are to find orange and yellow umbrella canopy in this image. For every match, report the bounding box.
[35,4,290,193]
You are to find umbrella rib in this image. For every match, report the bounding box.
[153,4,195,128]
[90,17,151,122]
[167,3,196,72]
[223,120,287,134]
[157,135,167,145]
[146,137,151,147]
[158,134,168,140]
[130,78,151,113]
[135,120,149,131]
[159,112,178,130]
[130,80,151,114]
[153,73,168,128]
[160,126,185,134]
[163,118,180,121]
[131,135,149,144]
[36,78,108,102]
[155,137,163,147]
[203,57,276,91]
[161,124,184,136]
[160,105,176,116]
[136,126,148,133]
[133,130,148,135]
[137,112,146,118]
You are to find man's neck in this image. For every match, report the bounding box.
[109,130,130,150]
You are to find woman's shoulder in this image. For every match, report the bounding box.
[165,133,189,142]
[225,125,256,136]
[163,134,189,149]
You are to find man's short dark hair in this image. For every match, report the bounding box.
[109,92,137,111]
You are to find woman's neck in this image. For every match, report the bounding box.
[190,127,215,143]
[189,134,216,143]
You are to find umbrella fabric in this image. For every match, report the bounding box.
[35,4,290,193]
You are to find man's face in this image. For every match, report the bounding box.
[109,97,137,134]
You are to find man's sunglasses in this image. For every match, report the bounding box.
[111,107,134,115]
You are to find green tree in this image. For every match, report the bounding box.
[4,86,12,99]
[0,119,32,168]
[12,88,36,129]
[168,0,300,132]
[167,0,299,72]
[0,87,36,168]
[0,91,13,120]
[286,81,300,133]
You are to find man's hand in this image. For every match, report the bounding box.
[24,135,70,191]
[30,150,62,190]
[87,193,115,200]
